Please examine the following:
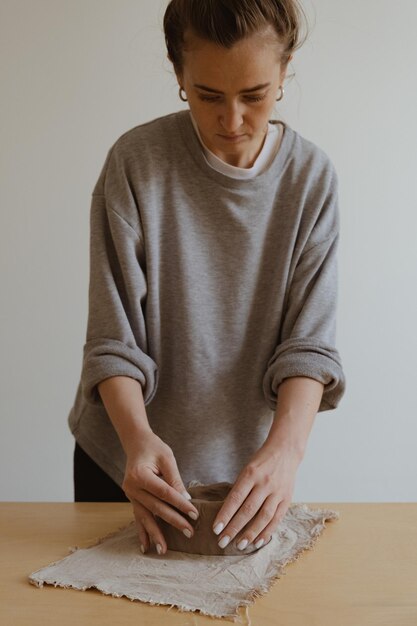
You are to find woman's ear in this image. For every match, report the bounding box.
[168,58,182,86]
[173,68,184,87]
[280,55,293,83]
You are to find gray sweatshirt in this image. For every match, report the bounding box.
[67,109,346,487]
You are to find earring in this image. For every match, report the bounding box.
[179,86,188,102]
[276,85,284,101]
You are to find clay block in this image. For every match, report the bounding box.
[158,482,265,556]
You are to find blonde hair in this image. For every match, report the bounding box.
[163,0,309,75]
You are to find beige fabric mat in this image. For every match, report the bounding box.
[28,503,339,620]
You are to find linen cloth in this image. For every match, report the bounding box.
[28,502,339,620]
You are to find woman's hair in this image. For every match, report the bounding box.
[163,0,309,76]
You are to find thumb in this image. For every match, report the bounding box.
[159,453,192,501]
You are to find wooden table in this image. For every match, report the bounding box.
[1,502,416,625]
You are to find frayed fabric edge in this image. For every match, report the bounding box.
[27,575,241,620]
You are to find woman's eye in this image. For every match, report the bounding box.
[198,94,266,103]
[246,95,266,102]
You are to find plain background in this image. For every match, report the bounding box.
[1,0,416,502]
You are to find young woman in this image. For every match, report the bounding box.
[69,0,346,557]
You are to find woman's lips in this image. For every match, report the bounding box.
[219,134,246,142]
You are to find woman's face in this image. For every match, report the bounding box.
[176,27,290,168]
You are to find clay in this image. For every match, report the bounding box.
[158,482,264,556]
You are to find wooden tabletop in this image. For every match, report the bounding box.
[1,502,416,625]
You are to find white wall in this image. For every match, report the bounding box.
[1,0,416,501]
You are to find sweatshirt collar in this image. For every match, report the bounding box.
[175,108,295,189]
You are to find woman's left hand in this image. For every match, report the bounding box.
[212,442,301,550]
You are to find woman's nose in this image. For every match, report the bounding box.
[219,102,244,133]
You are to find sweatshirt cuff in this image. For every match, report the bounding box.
[81,338,159,407]
[262,336,346,412]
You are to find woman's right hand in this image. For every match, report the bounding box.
[121,428,199,555]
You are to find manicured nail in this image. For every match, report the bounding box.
[140,544,145,554]
[182,491,192,500]
[218,535,230,549]
[255,538,264,549]
[188,510,199,520]
[183,528,192,538]
[156,543,163,555]
[213,522,224,535]
[237,538,249,550]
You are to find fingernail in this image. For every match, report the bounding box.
[213,522,224,535]
[183,528,192,538]
[156,543,163,555]
[140,544,145,554]
[182,491,192,500]
[188,510,199,520]
[218,535,230,549]
[237,538,249,550]
[255,538,265,549]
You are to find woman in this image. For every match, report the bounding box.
[69,0,346,557]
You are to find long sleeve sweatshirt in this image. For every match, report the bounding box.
[67,108,346,487]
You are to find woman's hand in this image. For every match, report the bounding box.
[122,428,199,555]
[211,442,301,551]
